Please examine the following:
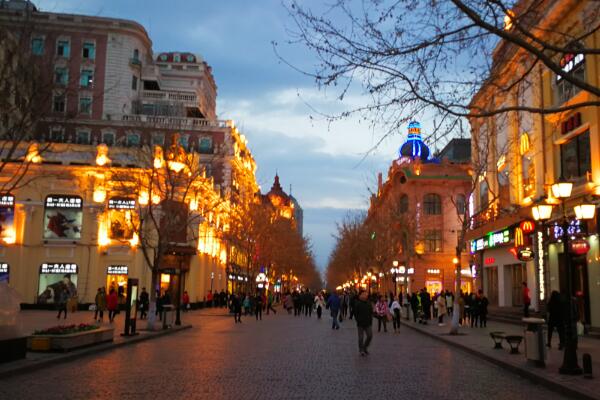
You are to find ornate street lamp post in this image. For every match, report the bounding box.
[532,178,596,375]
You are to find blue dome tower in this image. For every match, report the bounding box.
[399,121,431,161]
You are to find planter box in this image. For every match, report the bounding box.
[0,337,27,363]
[27,327,114,352]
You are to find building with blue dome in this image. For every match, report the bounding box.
[398,121,435,163]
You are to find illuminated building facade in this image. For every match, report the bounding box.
[0,2,260,305]
[467,0,600,328]
[368,122,472,295]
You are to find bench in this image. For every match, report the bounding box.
[490,331,505,349]
[489,332,523,354]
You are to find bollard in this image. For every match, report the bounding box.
[583,353,593,379]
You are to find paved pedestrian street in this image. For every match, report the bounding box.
[1,310,568,400]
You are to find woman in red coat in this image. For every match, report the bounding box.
[107,288,119,323]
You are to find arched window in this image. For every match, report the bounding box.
[456,194,466,215]
[424,193,441,215]
[398,194,408,214]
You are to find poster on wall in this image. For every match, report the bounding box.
[0,263,8,283]
[43,195,83,240]
[37,263,78,304]
[0,194,15,242]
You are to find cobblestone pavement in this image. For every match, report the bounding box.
[1,310,569,400]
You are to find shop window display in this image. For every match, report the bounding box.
[43,195,83,240]
[108,198,136,241]
[37,263,78,304]
[0,263,8,283]
[107,265,128,304]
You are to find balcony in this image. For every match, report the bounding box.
[141,90,198,107]
[121,114,228,130]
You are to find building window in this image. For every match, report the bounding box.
[561,130,591,180]
[479,181,489,211]
[78,96,92,115]
[126,133,140,147]
[133,49,139,61]
[56,39,70,57]
[174,53,181,62]
[423,193,441,215]
[424,230,442,252]
[80,69,94,88]
[142,104,155,115]
[199,137,212,154]
[131,75,138,91]
[555,49,585,105]
[31,37,44,55]
[54,67,68,85]
[109,209,134,240]
[102,132,115,146]
[456,194,466,215]
[75,130,90,144]
[179,134,189,150]
[82,42,95,60]
[398,194,408,214]
[152,133,165,146]
[52,93,66,113]
[49,127,64,142]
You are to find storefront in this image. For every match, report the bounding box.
[43,195,83,240]
[0,194,16,244]
[107,265,128,302]
[107,198,136,241]
[37,263,78,304]
[471,224,536,308]
[0,263,8,283]
[425,268,443,295]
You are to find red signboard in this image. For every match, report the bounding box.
[570,238,590,255]
[484,257,496,265]
[520,221,535,234]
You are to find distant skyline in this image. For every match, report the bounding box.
[34,0,440,270]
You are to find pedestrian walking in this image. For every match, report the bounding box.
[410,292,419,322]
[94,287,106,322]
[139,287,149,320]
[522,282,531,318]
[304,290,313,317]
[266,292,277,315]
[232,293,242,323]
[56,287,69,319]
[390,295,401,332]
[243,294,251,315]
[182,290,190,312]
[107,288,119,323]
[436,292,446,326]
[255,293,263,321]
[445,290,454,316]
[326,291,341,329]
[470,293,480,328]
[546,290,564,349]
[375,295,389,332]
[314,292,325,319]
[478,289,489,328]
[354,290,373,356]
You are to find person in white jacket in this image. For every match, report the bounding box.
[314,293,326,319]
[390,296,402,333]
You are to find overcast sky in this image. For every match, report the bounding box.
[36,0,410,270]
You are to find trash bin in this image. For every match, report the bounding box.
[162,305,175,329]
[523,317,546,367]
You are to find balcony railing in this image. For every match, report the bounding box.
[121,114,228,130]
[469,203,499,230]
[141,90,197,104]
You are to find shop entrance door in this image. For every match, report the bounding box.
[485,267,498,305]
[510,263,526,306]
[572,255,591,325]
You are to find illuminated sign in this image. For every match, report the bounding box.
[45,195,82,209]
[40,263,78,274]
[108,198,136,210]
[520,221,535,234]
[537,232,545,301]
[515,227,524,247]
[484,257,496,265]
[0,263,8,273]
[551,220,585,241]
[517,246,535,262]
[570,238,590,255]
[0,194,14,207]
[107,265,128,275]
[471,228,512,253]
[426,268,441,275]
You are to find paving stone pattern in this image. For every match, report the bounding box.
[1,309,569,400]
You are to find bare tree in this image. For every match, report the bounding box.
[279,0,600,142]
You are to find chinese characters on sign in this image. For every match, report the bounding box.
[40,263,78,274]
[45,195,83,209]
[108,198,136,210]
[0,194,15,207]
[107,265,128,275]
[470,228,512,253]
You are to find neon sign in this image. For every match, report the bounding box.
[557,53,584,81]
[470,228,512,253]
[537,231,545,301]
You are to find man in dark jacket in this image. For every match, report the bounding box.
[354,289,374,356]
[326,291,341,330]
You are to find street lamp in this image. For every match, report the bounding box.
[534,178,596,375]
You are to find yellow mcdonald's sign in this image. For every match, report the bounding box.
[515,227,524,247]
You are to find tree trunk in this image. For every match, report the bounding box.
[450,247,462,335]
[146,268,159,330]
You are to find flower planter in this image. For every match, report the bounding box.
[0,337,27,363]
[27,327,114,352]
